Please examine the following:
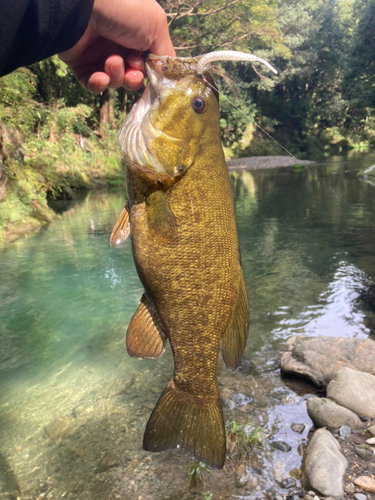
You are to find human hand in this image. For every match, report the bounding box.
[59,0,175,93]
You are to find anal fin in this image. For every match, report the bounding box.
[146,190,177,241]
[126,294,167,359]
[110,203,131,247]
[221,271,249,370]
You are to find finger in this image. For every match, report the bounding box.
[123,68,145,91]
[126,52,146,75]
[86,72,111,93]
[104,55,125,88]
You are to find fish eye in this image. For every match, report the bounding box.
[191,96,207,114]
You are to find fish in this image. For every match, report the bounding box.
[111,53,252,469]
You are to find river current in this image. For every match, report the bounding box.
[0,154,374,499]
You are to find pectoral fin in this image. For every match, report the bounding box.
[126,294,167,359]
[221,271,249,370]
[146,190,177,241]
[110,203,130,247]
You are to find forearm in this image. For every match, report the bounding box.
[0,0,94,76]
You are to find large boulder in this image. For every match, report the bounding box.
[327,367,375,418]
[301,428,347,499]
[280,336,375,387]
[306,397,365,431]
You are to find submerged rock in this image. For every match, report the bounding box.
[234,463,249,488]
[270,440,292,453]
[291,423,306,434]
[281,477,297,489]
[280,336,375,387]
[301,428,347,499]
[306,397,365,431]
[327,368,375,418]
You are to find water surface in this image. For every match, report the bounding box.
[0,155,374,499]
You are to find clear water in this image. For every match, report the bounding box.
[0,155,375,499]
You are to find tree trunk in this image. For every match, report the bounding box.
[99,89,115,135]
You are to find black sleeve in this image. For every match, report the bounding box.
[0,0,95,76]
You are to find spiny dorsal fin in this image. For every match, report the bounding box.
[221,271,249,370]
[146,190,177,241]
[126,294,167,359]
[110,203,130,247]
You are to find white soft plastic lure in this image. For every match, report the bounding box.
[196,50,278,76]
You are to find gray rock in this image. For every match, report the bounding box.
[327,368,375,418]
[274,495,285,500]
[366,437,375,444]
[45,415,77,442]
[367,425,375,436]
[301,428,347,499]
[356,448,374,461]
[270,440,292,453]
[291,423,306,434]
[354,494,367,500]
[280,336,375,387]
[306,397,365,431]
[234,463,249,488]
[338,425,352,438]
[345,483,355,494]
[281,477,297,489]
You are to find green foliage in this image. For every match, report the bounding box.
[202,492,213,500]
[226,421,263,462]
[187,460,212,489]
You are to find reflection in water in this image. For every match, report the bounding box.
[0,158,375,498]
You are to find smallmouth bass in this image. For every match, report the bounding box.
[111,54,249,468]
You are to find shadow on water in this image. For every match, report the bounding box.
[0,451,19,496]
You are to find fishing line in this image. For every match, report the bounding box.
[203,77,375,230]
[203,77,297,160]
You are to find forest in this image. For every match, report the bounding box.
[1,0,375,241]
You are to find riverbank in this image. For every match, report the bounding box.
[0,153,313,245]
[227,156,314,171]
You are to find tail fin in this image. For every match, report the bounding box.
[143,379,226,469]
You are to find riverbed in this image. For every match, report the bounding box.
[0,154,375,499]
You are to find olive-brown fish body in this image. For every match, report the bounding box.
[113,56,249,468]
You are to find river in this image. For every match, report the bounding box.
[0,154,374,499]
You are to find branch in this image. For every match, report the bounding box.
[166,0,240,21]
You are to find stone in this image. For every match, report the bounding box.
[301,428,347,499]
[280,336,375,387]
[270,440,292,453]
[354,476,375,493]
[356,448,374,461]
[327,368,375,418]
[306,397,365,431]
[338,425,352,438]
[345,483,355,494]
[302,496,314,500]
[366,437,375,444]
[291,423,306,434]
[354,494,367,500]
[275,495,285,500]
[234,463,249,488]
[289,467,301,479]
[45,416,77,442]
[281,477,297,489]
[367,425,375,436]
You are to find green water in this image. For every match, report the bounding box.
[0,156,374,499]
